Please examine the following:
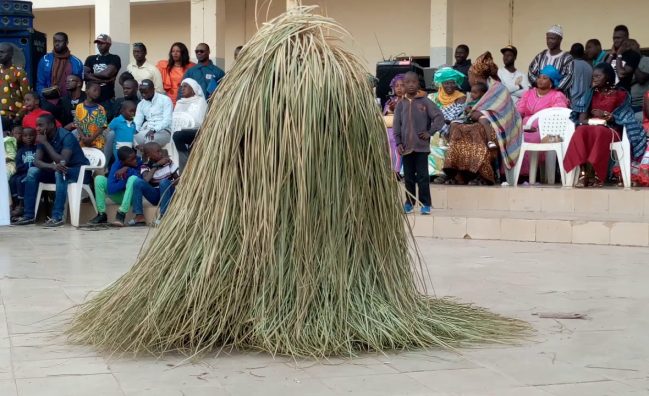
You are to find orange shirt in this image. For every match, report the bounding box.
[156,60,195,106]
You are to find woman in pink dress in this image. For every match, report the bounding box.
[516,65,569,181]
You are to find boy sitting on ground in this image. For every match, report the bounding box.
[89,146,142,227]
[130,142,179,226]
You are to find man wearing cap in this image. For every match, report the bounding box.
[497,45,528,104]
[126,43,164,94]
[528,25,574,93]
[36,32,84,95]
[134,79,173,148]
[84,34,122,107]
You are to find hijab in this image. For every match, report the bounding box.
[175,78,208,127]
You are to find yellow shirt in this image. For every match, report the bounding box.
[126,61,164,94]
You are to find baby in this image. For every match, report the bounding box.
[465,82,496,149]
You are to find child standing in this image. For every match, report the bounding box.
[75,82,110,162]
[130,142,179,226]
[4,125,19,180]
[21,92,61,129]
[89,146,142,226]
[394,72,445,215]
[108,100,137,160]
[9,128,36,218]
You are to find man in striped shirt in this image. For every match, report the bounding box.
[528,25,574,94]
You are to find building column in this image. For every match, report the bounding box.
[94,0,130,91]
[430,0,453,68]
[287,0,299,8]
[190,0,226,69]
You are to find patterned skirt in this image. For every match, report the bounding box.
[443,123,496,183]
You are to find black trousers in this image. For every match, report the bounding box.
[173,129,198,171]
[402,152,431,206]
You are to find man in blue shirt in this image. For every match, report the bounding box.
[181,43,225,99]
[12,114,90,227]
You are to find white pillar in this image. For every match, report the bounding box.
[190,0,226,69]
[287,0,299,8]
[430,0,452,68]
[94,0,130,96]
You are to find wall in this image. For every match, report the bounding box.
[34,2,190,65]
[450,0,649,71]
[33,8,95,58]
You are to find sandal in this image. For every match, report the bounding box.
[127,219,148,227]
[575,173,589,188]
[590,176,603,188]
[433,176,447,184]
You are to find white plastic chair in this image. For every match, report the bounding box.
[513,107,573,187]
[166,112,196,167]
[565,127,631,189]
[34,147,105,226]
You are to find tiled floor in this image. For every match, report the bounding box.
[0,226,648,395]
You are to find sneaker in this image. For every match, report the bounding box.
[420,206,431,215]
[43,218,64,228]
[88,212,108,225]
[112,211,126,227]
[403,202,414,214]
[11,216,35,226]
[10,204,23,218]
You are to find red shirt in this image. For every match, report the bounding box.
[22,108,61,129]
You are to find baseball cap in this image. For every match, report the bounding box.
[500,45,518,57]
[94,34,112,44]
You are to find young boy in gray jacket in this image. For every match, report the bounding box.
[394,72,445,215]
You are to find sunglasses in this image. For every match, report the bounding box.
[195,49,206,53]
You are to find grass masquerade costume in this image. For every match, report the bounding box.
[69,8,528,358]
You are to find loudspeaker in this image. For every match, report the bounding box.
[0,30,46,86]
[0,1,33,31]
[375,61,424,108]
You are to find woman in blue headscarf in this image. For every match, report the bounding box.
[515,65,569,181]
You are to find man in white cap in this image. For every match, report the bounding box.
[84,34,122,108]
[528,25,574,93]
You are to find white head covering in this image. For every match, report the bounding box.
[179,78,205,99]
[547,25,563,38]
[175,78,208,127]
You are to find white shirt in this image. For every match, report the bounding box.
[127,61,164,93]
[134,93,173,132]
[498,68,529,103]
[174,97,208,128]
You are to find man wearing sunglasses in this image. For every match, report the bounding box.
[180,43,225,100]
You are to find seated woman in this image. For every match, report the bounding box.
[172,78,208,171]
[516,65,569,183]
[428,67,466,183]
[443,52,522,185]
[564,63,647,188]
[383,74,406,175]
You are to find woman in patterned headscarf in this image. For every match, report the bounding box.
[442,52,522,185]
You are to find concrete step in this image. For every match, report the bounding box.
[429,185,649,217]
[407,209,649,247]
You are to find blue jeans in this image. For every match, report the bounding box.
[23,166,88,221]
[132,178,175,217]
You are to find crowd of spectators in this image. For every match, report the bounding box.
[385,24,649,214]
[3,32,227,226]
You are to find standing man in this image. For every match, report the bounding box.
[0,43,29,125]
[11,114,89,227]
[182,43,225,99]
[497,45,528,104]
[569,43,593,111]
[36,32,84,95]
[126,42,164,93]
[452,45,471,93]
[528,25,574,94]
[585,39,607,67]
[84,34,121,108]
[134,79,173,148]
